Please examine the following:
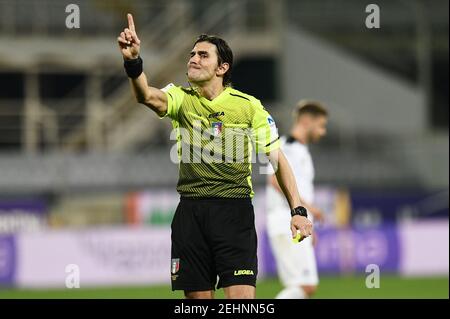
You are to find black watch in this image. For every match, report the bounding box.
[291,206,308,218]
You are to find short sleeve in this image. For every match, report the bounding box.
[159,83,184,120]
[265,136,287,174]
[250,99,280,154]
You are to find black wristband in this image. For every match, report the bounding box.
[124,56,143,78]
[291,206,308,218]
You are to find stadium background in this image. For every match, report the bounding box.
[0,0,448,298]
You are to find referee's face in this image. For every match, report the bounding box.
[187,41,220,85]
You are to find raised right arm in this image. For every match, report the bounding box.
[117,13,168,117]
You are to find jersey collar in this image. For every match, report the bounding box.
[199,87,230,105]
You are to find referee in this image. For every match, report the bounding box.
[117,14,313,299]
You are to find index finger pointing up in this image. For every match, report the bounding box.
[127,13,135,32]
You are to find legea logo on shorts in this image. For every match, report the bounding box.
[234,270,254,276]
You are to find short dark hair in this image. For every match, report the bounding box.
[293,100,328,119]
[194,34,233,86]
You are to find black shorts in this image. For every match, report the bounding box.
[170,197,258,291]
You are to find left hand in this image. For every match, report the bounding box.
[290,215,313,242]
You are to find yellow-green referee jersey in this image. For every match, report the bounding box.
[160,84,280,198]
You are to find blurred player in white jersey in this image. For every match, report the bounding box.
[266,100,328,299]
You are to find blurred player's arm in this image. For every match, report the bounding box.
[267,173,325,223]
[117,13,168,117]
[267,149,313,239]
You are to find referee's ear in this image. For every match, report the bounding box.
[217,62,230,76]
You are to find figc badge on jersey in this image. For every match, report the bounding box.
[212,122,223,137]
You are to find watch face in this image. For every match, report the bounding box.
[292,206,307,217]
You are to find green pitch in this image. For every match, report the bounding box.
[0,275,448,299]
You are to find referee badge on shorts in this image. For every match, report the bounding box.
[212,122,223,137]
[171,258,180,275]
[171,258,180,281]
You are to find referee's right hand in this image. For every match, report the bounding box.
[291,215,313,241]
[117,13,141,60]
